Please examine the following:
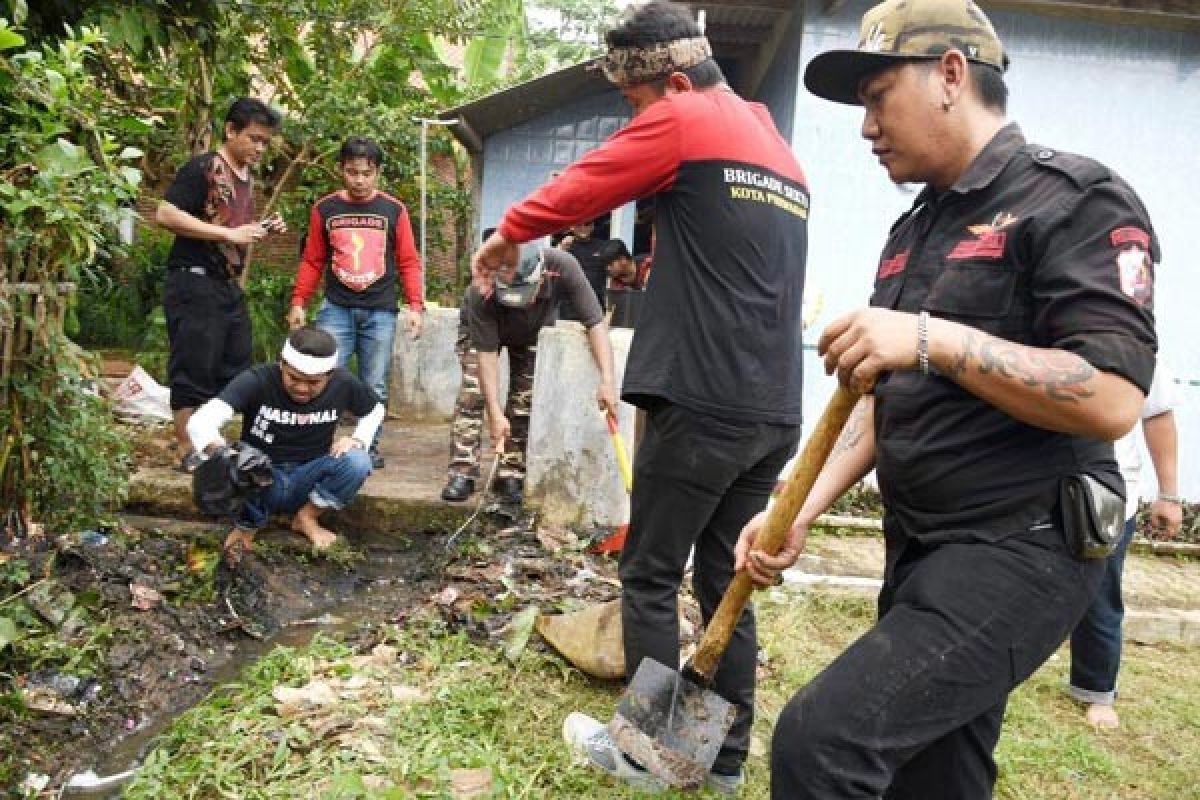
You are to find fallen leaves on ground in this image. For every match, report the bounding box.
[129,583,163,611]
[433,586,459,606]
[272,680,338,717]
[450,768,493,799]
[349,643,397,669]
[389,685,427,703]
[502,606,540,663]
[535,526,577,553]
[23,687,78,716]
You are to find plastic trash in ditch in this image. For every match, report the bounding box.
[62,769,138,797]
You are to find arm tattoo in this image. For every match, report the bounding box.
[829,400,869,461]
[949,331,1096,403]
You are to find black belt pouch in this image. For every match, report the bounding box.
[1059,474,1125,560]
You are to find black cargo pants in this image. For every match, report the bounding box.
[771,522,1105,799]
[618,402,800,775]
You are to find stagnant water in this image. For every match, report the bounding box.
[76,522,451,797]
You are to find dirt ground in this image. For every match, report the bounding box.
[0,514,450,794]
[0,503,650,797]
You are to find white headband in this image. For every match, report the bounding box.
[281,340,338,376]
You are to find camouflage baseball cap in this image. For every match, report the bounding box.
[494,244,546,309]
[805,0,1009,106]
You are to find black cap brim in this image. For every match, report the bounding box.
[804,50,916,106]
[494,281,541,309]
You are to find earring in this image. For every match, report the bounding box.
[942,99,953,112]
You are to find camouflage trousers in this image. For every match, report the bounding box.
[447,334,537,482]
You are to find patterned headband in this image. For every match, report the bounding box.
[600,36,713,86]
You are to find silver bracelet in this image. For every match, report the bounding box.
[1157,492,1184,504]
[917,310,930,375]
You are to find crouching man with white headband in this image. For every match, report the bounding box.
[188,325,384,555]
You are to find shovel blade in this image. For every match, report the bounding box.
[609,657,736,789]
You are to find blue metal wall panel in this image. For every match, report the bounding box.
[479,92,634,246]
[793,0,1200,498]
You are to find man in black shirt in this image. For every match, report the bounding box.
[736,1,1157,797]
[557,220,628,319]
[157,97,287,472]
[188,326,383,555]
[441,244,617,504]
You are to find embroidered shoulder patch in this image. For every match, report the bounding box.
[877,250,908,279]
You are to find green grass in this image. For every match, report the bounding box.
[124,593,1200,799]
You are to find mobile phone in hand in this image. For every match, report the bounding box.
[260,212,285,233]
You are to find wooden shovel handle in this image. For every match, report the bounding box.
[690,385,860,682]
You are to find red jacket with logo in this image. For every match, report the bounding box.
[293,190,424,312]
[499,88,809,424]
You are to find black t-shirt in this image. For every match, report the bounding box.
[561,237,627,318]
[868,124,1157,542]
[219,364,379,463]
[465,249,603,351]
[164,152,255,277]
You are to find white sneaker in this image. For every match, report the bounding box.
[562,712,667,794]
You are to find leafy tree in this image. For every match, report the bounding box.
[201,0,480,332]
[459,0,528,91]
[0,22,142,528]
[527,0,621,66]
[458,0,621,94]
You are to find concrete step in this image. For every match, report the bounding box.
[126,421,473,540]
[1126,609,1200,646]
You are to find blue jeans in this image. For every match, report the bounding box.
[1069,516,1137,704]
[316,301,396,448]
[236,450,372,530]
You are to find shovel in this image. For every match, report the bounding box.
[609,385,860,788]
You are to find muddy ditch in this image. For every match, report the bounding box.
[1,510,633,798]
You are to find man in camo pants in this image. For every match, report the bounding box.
[440,243,616,504]
[442,339,535,503]
[442,307,489,500]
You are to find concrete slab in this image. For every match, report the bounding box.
[1122,608,1200,647]
[525,324,636,529]
[390,306,508,422]
[127,420,471,538]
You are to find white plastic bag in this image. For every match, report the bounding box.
[112,365,172,423]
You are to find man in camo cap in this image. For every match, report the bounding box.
[736,0,1157,797]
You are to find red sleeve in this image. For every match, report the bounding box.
[291,204,327,307]
[393,206,425,310]
[498,100,682,243]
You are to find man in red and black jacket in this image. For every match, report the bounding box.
[473,2,809,791]
[288,137,425,469]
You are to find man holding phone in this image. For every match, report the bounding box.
[156,97,288,473]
